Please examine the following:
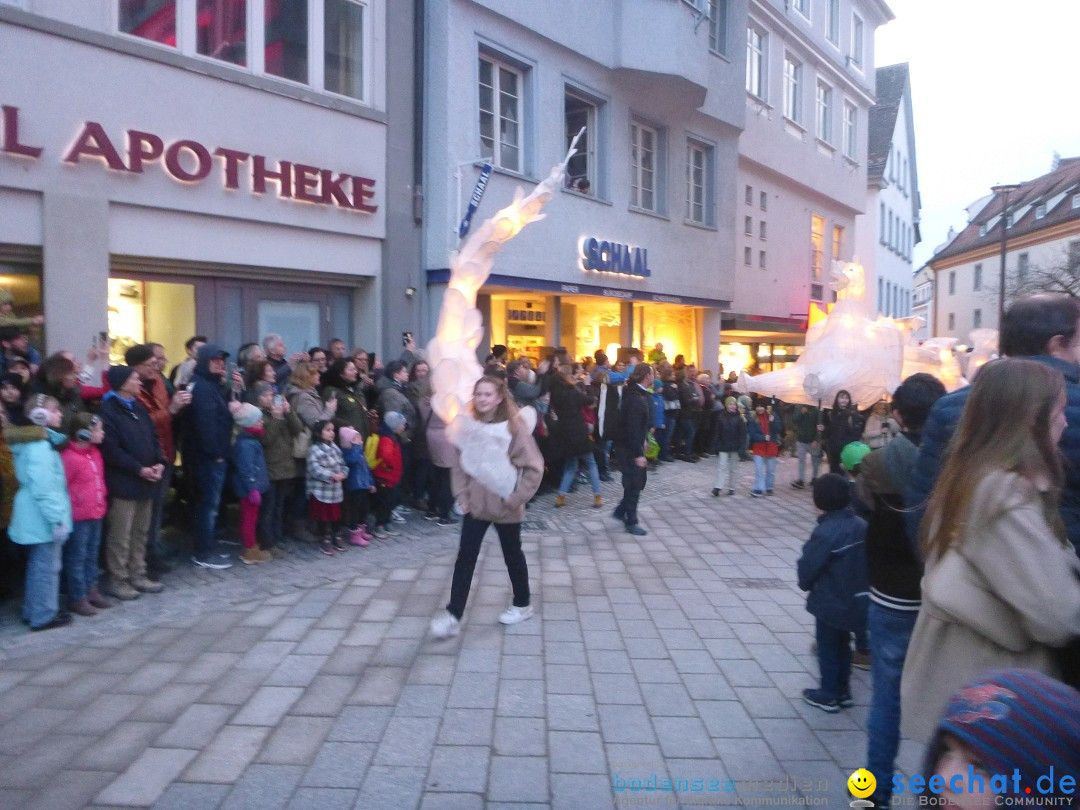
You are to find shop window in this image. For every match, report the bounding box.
[196,0,248,66]
[0,263,43,345]
[565,90,598,196]
[325,0,366,101]
[119,0,177,46]
[257,300,321,362]
[810,214,825,279]
[480,53,524,172]
[108,278,196,368]
[637,303,698,368]
[265,0,307,83]
[564,298,621,363]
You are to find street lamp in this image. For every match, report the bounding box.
[991,182,1021,328]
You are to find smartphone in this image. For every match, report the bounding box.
[177,383,189,393]
[402,331,413,347]
[273,394,283,407]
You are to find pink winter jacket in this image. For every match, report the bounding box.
[61,443,108,522]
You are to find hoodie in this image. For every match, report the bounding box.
[183,344,233,461]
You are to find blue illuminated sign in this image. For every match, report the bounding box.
[580,237,652,277]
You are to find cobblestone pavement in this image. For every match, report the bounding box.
[0,456,922,809]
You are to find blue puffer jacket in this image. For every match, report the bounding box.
[651,380,665,429]
[341,444,375,492]
[99,393,165,501]
[184,344,233,462]
[797,507,869,631]
[231,431,270,498]
[905,355,1080,553]
[6,426,72,545]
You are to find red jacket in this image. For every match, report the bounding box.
[373,433,403,487]
[134,374,176,463]
[61,443,107,522]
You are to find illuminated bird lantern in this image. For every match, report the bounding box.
[427,133,583,496]
[739,260,906,406]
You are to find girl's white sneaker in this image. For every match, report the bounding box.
[498,605,534,625]
[430,610,460,638]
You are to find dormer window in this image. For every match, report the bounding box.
[979,223,988,237]
[1073,193,1080,210]
[1036,203,1047,219]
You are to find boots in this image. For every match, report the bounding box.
[555,494,566,507]
[107,578,140,601]
[87,587,114,609]
[358,524,374,541]
[348,527,370,547]
[240,547,272,565]
[594,495,603,509]
[69,598,98,617]
[131,576,164,593]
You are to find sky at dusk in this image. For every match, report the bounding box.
[875,0,1080,268]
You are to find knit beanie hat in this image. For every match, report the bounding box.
[233,403,262,428]
[252,382,274,399]
[926,669,1080,800]
[107,364,137,391]
[383,411,407,432]
[812,473,850,512]
[338,426,359,448]
[840,441,872,473]
[724,396,737,407]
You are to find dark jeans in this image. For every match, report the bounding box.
[344,488,371,530]
[430,465,453,519]
[616,461,647,526]
[63,519,102,602]
[447,515,529,620]
[674,415,697,457]
[655,424,672,461]
[410,457,431,504]
[815,618,852,702]
[373,483,399,526]
[194,458,227,557]
[147,465,173,560]
[866,603,918,801]
[258,478,292,547]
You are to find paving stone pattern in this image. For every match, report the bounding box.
[0,457,923,808]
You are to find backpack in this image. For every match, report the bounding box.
[364,433,382,470]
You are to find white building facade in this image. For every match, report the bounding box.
[1,0,419,362]
[727,0,893,374]
[911,264,933,341]
[930,159,1080,339]
[421,0,747,370]
[855,62,919,319]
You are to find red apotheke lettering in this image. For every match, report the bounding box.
[0,105,377,214]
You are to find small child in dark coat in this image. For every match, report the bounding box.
[231,404,271,565]
[797,474,868,713]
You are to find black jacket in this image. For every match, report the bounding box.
[824,408,864,455]
[715,410,747,453]
[99,394,165,500]
[616,382,651,461]
[857,432,924,611]
[183,344,233,462]
[797,507,869,631]
[547,380,593,460]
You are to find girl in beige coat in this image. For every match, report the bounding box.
[430,375,544,638]
[901,358,1080,743]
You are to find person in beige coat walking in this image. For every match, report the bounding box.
[430,375,544,638]
[901,358,1080,743]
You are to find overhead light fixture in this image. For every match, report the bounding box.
[404,286,417,299]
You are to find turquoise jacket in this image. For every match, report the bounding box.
[6,425,72,545]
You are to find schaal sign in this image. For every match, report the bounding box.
[0,105,377,213]
[580,237,652,278]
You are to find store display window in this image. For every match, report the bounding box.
[108,278,197,369]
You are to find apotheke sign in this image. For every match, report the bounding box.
[0,105,377,213]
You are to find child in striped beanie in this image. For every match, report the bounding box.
[925,669,1080,806]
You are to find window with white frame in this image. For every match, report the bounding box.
[760,190,768,210]
[630,121,658,212]
[759,250,767,269]
[565,90,599,196]
[746,26,766,99]
[760,220,767,240]
[709,0,728,55]
[879,202,885,244]
[685,140,713,225]
[793,0,810,19]
[843,100,857,158]
[117,0,370,101]
[825,0,839,45]
[1073,193,1080,210]
[850,13,864,69]
[744,246,752,266]
[832,225,843,263]
[1035,203,1047,219]
[479,54,524,172]
[783,55,802,123]
[745,184,753,205]
[816,80,832,142]
[973,264,982,291]
[745,215,754,236]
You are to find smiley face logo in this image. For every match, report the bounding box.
[848,769,876,798]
